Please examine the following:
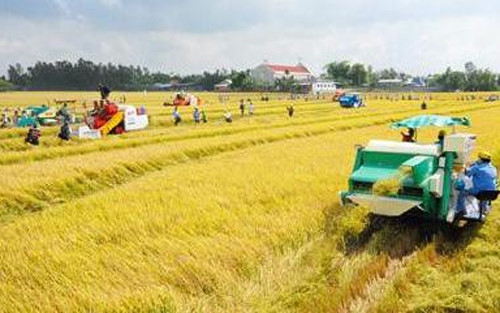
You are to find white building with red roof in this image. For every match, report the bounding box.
[250,62,314,85]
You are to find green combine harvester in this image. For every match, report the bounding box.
[17,106,59,127]
[340,115,499,225]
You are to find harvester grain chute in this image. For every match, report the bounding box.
[340,115,499,225]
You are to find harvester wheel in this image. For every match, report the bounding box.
[367,214,385,232]
[418,222,437,242]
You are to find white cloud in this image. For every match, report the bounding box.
[99,0,122,8]
[1,1,500,76]
[51,0,71,16]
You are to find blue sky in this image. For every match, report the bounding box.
[0,0,498,76]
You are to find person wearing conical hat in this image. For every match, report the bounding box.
[466,151,497,196]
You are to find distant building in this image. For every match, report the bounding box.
[311,80,337,94]
[151,82,202,91]
[152,83,173,91]
[404,77,426,88]
[214,79,232,92]
[250,62,314,85]
[378,78,403,88]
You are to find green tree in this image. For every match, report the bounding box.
[274,76,297,92]
[366,66,379,87]
[227,70,256,91]
[378,68,399,79]
[464,61,477,76]
[348,63,368,86]
[435,67,466,91]
[0,77,14,91]
[229,70,249,91]
[324,61,351,85]
[463,62,497,91]
[467,69,497,91]
[7,63,29,86]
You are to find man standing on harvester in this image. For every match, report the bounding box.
[99,84,111,100]
[91,85,122,132]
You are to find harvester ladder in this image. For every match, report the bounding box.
[100,112,124,136]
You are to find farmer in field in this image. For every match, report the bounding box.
[1,113,11,128]
[57,103,71,123]
[201,109,208,123]
[25,124,41,146]
[173,107,182,126]
[401,128,416,142]
[466,151,498,196]
[286,104,294,117]
[239,99,245,117]
[224,111,233,123]
[193,107,201,124]
[58,121,71,141]
[248,99,254,116]
[12,110,19,127]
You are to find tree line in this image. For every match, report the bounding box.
[4,58,500,92]
[323,61,411,87]
[430,62,499,91]
[7,59,170,91]
[323,60,499,91]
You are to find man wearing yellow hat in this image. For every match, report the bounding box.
[466,151,498,196]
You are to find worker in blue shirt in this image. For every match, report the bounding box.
[193,107,201,124]
[466,151,498,195]
[172,107,182,126]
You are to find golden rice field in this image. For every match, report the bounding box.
[0,91,499,312]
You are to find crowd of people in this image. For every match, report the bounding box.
[6,84,116,146]
[171,97,274,126]
[0,103,74,146]
[1,107,35,128]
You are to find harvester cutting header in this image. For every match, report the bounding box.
[341,115,499,225]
